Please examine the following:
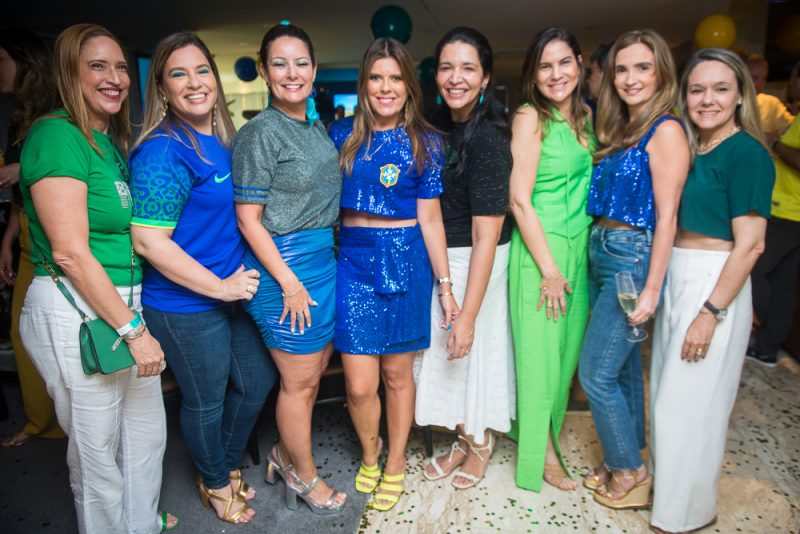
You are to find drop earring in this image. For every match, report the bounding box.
[160,94,168,119]
[212,102,218,131]
[479,85,486,105]
[436,94,442,105]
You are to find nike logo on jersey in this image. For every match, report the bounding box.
[214,173,231,183]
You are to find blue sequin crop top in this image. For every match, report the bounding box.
[329,117,444,219]
[587,115,681,231]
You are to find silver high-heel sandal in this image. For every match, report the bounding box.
[265,444,290,485]
[284,468,347,516]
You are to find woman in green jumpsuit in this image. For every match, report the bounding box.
[507,27,594,492]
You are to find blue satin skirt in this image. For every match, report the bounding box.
[243,227,335,354]
[335,224,433,355]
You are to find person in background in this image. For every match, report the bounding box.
[506,27,594,493]
[329,37,453,511]
[785,61,800,115]
[0,28,64,449]
[18,23,175,533]
[415,26,514,490]
[747,112,800,368]
[650,47,774,534]
[232,22,347,516]
[578,28,689,510]
[585,42,611,120]
[746,53,794,144]
[129,32,276,525]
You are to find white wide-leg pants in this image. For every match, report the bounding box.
[20,276,166,534]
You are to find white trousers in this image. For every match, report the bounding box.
[20,276,166,534]
[650,248,751,532]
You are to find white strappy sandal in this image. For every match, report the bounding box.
[451,433,494,490]
[423,436,468,481]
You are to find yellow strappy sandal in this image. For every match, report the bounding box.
[355,437,383,494]
[370,472,405,512]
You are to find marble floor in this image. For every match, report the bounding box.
[360,354,800,534]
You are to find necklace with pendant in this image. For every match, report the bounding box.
[697,124,740,154]
[363,139,387,161]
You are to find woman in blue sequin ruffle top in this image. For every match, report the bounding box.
[576,29,690,510]
[329,38,457,512]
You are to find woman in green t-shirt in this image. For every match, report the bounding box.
[649,48,775,534]
[18,24,175,534]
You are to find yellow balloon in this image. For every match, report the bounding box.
[776,14,800,54]
[695,13,737,49]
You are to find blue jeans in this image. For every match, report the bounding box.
[578,226,654,470]
[144,302,276,489]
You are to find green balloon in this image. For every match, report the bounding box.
[371,5,412,44]
[417,56,435,85]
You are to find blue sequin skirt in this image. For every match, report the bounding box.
[242,227,335,354]
[335,224,433,355]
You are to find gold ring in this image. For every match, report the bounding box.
[695,349,704,355]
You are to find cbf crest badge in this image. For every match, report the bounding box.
[379,163,400,188]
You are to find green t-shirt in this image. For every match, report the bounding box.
[20,110,142,286]
[679,131,775,241]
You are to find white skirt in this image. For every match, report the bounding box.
[650,247,751,532]
[414,243,515,445]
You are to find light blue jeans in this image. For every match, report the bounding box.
[578,226,654,470]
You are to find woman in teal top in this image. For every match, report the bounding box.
[508,27,594,492]
[650,48,774,534]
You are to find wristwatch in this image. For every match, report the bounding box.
[703,300,728,321]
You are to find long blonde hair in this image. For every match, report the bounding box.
[52,23,130,155]
[678,47,766,154]
[134,32,236,157]
[340,38,441,176]
[594,29,677,163]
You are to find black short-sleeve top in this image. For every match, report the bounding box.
[679,131,775,241]
[440,121,512,247]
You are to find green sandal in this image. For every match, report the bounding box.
[159,511,179,531]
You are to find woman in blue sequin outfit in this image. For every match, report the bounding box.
[329,38,456,512]
[577,29,690,509]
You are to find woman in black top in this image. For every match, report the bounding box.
[415,26,515,490]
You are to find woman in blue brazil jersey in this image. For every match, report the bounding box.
[128,32,275,525]
[329,38,456,512]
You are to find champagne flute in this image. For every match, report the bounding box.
[615,271,647,342]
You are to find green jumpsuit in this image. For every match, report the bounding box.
[507,111,594,491]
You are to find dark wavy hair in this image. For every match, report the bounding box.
[0,28,57,143]
[258,22,315,68]
[431,26,508,176]
[520,27,589,142]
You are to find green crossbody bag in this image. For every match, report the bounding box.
[39,248,137,375]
